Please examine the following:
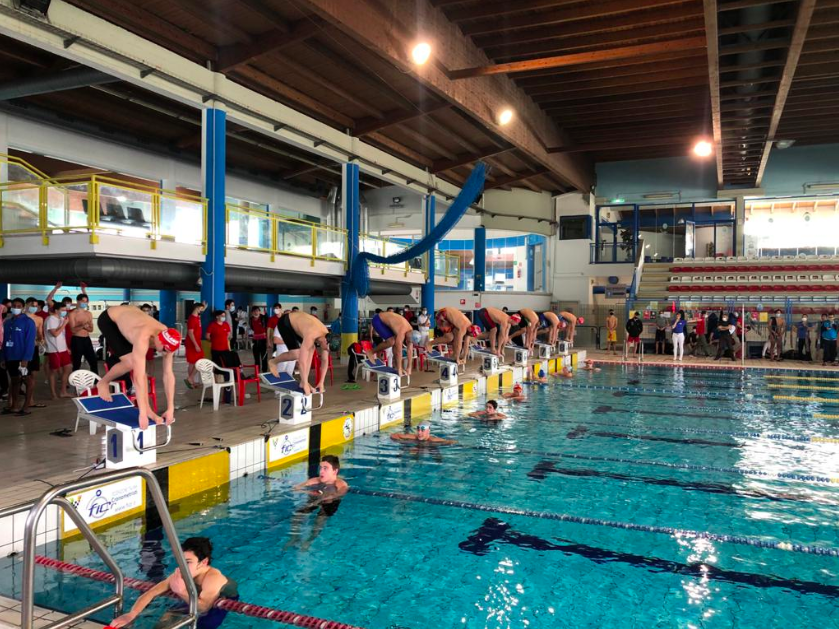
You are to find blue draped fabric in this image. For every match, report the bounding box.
[349,162,486,298]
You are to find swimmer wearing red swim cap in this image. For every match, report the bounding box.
[94,305,182,429]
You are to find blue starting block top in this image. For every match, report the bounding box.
[426,350,458,364]
[363,359,399,376]
[472,346,496,356]
[73,393,170,452]
[260,372,324,409]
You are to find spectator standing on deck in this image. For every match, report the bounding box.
[671,310,687,361]
[184,302,205,390]
[821,313,837,366]
[266,303,282,355]
[694,311,711,357]
[714,315,736,362]
[417,307,431,348]
[223,299,235,343]
[655,312,667,355]
[773,309,786,362]
[1,298,36,415]
[45,302,72,399]
[625,312,644,355]
[206,310,232,366]
[250,306,268,372]
[768,315,782,361]
[796,315,812,362]
[68,293,98,374]
[605,310,618,354]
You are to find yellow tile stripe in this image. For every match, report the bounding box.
[814,414,839,420]
[321,414,354,449]
[768,384,839,392]
[411,392,432,418]
[765,375,839,382]
[773,395,839,404]
[169,451,229,503]
[811,437,839,443]
[501,371,513,388]
[462,380,477,400]
[486,374,499,393]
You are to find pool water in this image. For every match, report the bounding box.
[3,365,839,629]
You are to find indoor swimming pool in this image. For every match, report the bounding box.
[2,365,839,628]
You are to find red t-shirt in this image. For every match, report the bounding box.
[187,315,202,349]
[251,316,266,340]
[206,321,231,351]
[267,315,279,332]
[696,318,706,335]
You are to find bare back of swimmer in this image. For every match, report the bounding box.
[268,311,329,396]
[518,308,539,350]
[368,311,414,377]
[436,307,472,364]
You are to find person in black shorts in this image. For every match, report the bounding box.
[268,311,329,395]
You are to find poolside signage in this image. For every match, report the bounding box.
[267,427,309,468]
[63,477,145,535]
[379,402,404,428]
[442,385,459,407]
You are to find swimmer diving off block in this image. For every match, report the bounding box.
[367,311,414,378]
[268,311,329,396]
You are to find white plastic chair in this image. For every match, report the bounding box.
[68,369,122,432]
[196,359,237,410]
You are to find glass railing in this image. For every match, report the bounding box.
[0,174,206,248]
[226,204,347,262]
[434,250,461,281]
[361,235,425,275]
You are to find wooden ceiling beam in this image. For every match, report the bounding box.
[516,56,708,88]
[294,0,593,191]
[719,76,780,89]
[217,18,323,72]
[718,18,796,36]
[719,0,795,11]
[561,112,707,130]
[549,135,695,153]
[514,49,704,80]
[719,39,790,56]
[461,0,689,37]
[526,66,708,96]
[366,132,435,168]
[533,75,708,103]
[485,20,705,61]
[353,102,451,137]
[450,37,707,79]
[546,94,702,115]
[484,169,551,190]
[172,0,252,43]
[472,4,702,49]
[544,86,708,109]
[392,125,458,160]
[446,0,582,23]
[432,147,514,174]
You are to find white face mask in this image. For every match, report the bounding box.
[274,308,281,315]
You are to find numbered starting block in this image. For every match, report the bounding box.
[535,342,553,359]
[361,359,409,402]
[427,350,460,386]
[73,394,170,469]
[470,346,500,375]
[556,341,571,355]
[507,345,529,367]
[260,373,324,426]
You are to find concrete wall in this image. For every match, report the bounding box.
[4,112,327,218]
[434,290,551,312]
[762,144,839,196]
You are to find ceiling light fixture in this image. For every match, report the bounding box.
[498,108,514,126]
[693,140,713,157]
[411,42,431,65]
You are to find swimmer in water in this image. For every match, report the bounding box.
[391,423,456,445]
[503,383,527,402]
[529,368,549,384]
[111,537,237,629]
[285,455,348,551]
[469,400,507,420]
[552,366,573,378]
[580,359,600,372]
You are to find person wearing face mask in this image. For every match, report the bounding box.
[224,299,235,344]
[769,310,784,361]
[416,307,431,348]
[21,298,45,409]
[821,312,837,366]
[266,303,283,355]
[250,306,268,372]
[206,310,232,366]
[1,298,36,416]
[184,301,206,389]
[68,293,98,375]
[796,315,812,362]
[714,315,735,361]
[45,302,72,399]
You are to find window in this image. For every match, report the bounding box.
[559,215,591,240]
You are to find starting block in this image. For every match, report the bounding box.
[427,350,459,386]
[260,373,323,426]
[535,342,553,359]
[508,346,529,367]
[556,341,571,355]
[361,358,410,402]
[470,345,501,375]
[73,394,170,469]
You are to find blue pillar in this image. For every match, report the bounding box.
[159,290,177,327]
[200,107,226,316]
[474,226,487,292]
[340,162,360,356]
[0,283,8,300]
[421,195,436,315]
[121,288,131,303]
[527,238,535,293]
[272,294,283,308]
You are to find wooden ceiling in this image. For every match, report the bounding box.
[0,0,835,193]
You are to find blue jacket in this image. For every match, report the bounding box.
[2,314,36,362]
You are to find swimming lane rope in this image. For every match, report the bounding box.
[348,489,839,557]
[33,556,366,629]
[557,382,759,400]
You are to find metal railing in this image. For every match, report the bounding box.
[0,468,197,629]
[0,173,206,250]
[360,234,461,281]
[226,204,346,264]
[590,241,635,264]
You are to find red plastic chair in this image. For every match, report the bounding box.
[233,363,261,406]
[102,362,156,412]
[313,352,334,386]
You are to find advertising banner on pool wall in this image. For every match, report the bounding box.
[62,477,145,535]
[267,428,310,468]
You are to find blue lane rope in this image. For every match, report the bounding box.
[348,487,839,556]
[469,446,839,486]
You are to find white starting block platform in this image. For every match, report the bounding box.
[470,345,501,375]
[505,345,530,367]
[534,342,553,359]
[361,358,410,402]
[426,350,462,386]
[556,341,571,355]
[260,373,324,426]
[73,394,171,469]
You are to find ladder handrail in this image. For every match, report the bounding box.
[4,468,198,629]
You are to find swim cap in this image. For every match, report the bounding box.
[510,314,522,324]
[410,330,422,344]
[538,369,546,378]
[418,424,430,431]
[158,328,181,352]
[513,383,522,392]
[577,316,584,324]
[468,324,481,337]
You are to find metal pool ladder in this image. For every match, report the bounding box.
[1,468,198,629]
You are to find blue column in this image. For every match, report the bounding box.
[527,239,535,293]
[340,162,360,356]
[200,107,226,315]
[421,195,436,315]
[0,284,8,300]
[121,288,131,303]
[474,226,487,292]
[159,290,177,327]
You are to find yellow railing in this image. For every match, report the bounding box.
[226,204,347,264]
[435,249,461,282]
[361,234,461,281]
[0,153,56,184]
[0,172,206,249]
